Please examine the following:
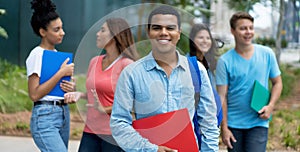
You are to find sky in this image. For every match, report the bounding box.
[250,3,279,29]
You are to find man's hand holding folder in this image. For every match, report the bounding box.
[251,80,273,120]
[132,108,199,152]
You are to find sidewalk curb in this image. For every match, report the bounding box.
[0,136,79,152]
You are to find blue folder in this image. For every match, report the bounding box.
[40,50,73,97]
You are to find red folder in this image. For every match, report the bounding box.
[132,108,198,152]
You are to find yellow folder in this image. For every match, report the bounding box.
[250,80,270,113]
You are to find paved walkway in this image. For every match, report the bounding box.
[0,136,80,152]
[0,135,227,152]
[280,49,300,67]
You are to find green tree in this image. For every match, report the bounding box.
[0,9,8,39]
[225,0,260,12]
[136,0,216,55]
[156,0,215,24]
[275,0,285,65]
[140,0,217,26]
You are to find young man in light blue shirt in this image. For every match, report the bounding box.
[216,12,282,152]
[110,5,219,152]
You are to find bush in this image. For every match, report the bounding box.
[0,58,25,79]
[0,58,31,113]
[254,37,275,47]
[0,58,86,113]
[0,8,8,39]
[279,64,298,99]
[254,37,287,48]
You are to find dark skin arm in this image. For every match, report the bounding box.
[60,77,76,93]
[28,58,74,101]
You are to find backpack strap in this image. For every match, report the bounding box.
[207,71,223,127]
[188,56,224,150]
[187,56,202,150]
[187,56,201,106]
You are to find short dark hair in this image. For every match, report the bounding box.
[30,0,60,37]
[230,12,254,30]
[147,5,181,31]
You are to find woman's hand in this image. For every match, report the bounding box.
[64,92,82,104]
[60,77,76,92]
[87,89,106,113]
[59,58,74,76]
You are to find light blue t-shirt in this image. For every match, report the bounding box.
[216,44,281,129]
[110,51,219,152]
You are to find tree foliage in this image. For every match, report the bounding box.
[147,0,215,18]
[225,0,278,12]
[0,9,8,39]
[225,0,260,12]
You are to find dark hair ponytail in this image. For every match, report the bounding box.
[30,0,59,37]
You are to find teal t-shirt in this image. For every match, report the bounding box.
[216,44,281,129]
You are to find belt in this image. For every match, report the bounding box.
[34,100,66,106]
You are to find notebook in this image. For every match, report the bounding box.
[132,108,198,152]
[251,80,271,113]
[40,50,73,97]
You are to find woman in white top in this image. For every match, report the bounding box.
[26,0,75,152]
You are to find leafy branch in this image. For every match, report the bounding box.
[0,9,8,39]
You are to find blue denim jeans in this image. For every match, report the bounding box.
[30,104,70,152]
[228,127,268,152]
[78,132,124,152]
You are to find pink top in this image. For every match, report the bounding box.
[84,55,133,135]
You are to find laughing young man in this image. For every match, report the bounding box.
[110,5,219,152]
[216,12,282,152]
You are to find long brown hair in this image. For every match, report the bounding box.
[106,18,139,61]
[189,23,218,72]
